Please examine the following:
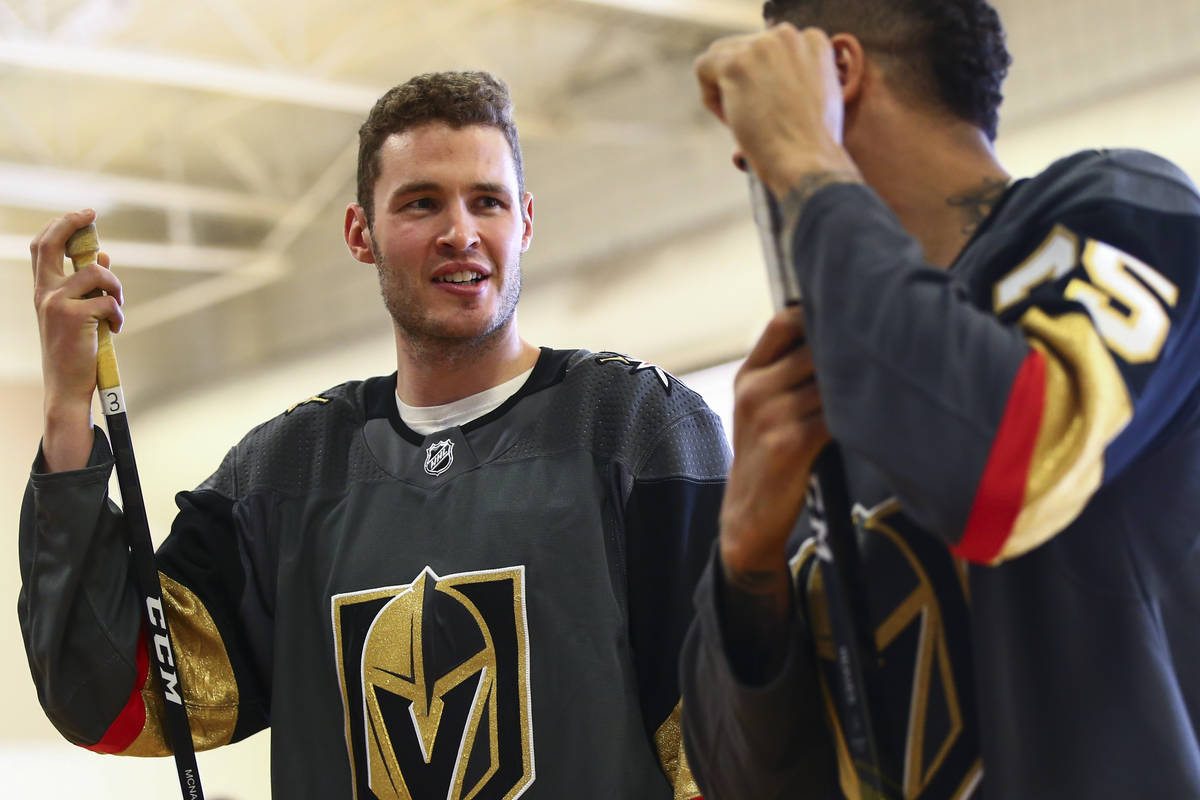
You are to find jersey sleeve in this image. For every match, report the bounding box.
[678,544,840,800]
[785,151,1200,564]
[623,403,729,799]
[18,429,269,756]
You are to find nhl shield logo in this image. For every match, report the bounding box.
[332,566,535,800]
[424,439,455,476]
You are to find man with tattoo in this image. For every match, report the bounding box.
[682,0,1200,797]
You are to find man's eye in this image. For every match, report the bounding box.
[407,198,436,210]
[478,197,503,209]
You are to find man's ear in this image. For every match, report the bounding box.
[344,203,376,264]
[830,32,867,106]
[520,192,534,253]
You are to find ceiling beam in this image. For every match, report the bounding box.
[0,35,676,145]
[0,39,381,114]
[0,35,676,149]
[0,234,254,271]
[118,137,360,335]
[563,0,760,31]
[0,0,23,35]
[198,0,289,68]
[0,161,287,219]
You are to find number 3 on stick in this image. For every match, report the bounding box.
[64,223,207,800]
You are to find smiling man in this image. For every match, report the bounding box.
[20,71,727,799]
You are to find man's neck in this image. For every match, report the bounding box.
[393,324,540,407]
[855,119,1010,269]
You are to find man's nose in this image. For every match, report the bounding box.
[436,201,480,251]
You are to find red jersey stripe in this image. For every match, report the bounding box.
[85,627,150,754]
[953,349,1047,564]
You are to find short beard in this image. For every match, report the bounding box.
[371,240,523,367]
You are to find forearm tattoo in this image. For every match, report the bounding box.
[947,177,1010,236]
[780,169,865,266]
[718,560,794,683]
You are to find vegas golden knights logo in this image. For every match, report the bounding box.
[793,500,983,799]
[332,566,535,800]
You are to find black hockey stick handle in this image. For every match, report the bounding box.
[806,446,887,797]
[65,224,206,800]
[744,172,887,797]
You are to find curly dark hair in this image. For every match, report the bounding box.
[355,71,524,227]
[762,0,1011,140]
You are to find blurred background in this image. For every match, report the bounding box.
[2,0,1198,796]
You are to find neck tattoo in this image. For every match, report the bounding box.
[946,177,1010,237]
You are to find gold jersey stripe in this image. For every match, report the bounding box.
[654,702,702,799]
[996,307,1133,562]
[122,573,239,756]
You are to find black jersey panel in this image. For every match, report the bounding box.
[158,488,271,742]
[625,473,724,737]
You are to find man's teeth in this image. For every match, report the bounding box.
[436,271,483,284]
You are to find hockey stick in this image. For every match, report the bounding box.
[65,223,207,800]
[744,172,888,798]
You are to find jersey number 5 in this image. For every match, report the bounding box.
[993,224,1179,363]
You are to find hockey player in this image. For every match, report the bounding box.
[683,0,1200,797]
[22,71,726,799]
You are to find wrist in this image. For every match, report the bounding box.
[42,399,96,472]
[765,149,862,205]
[715,541,796,685]
[720,535,791,593]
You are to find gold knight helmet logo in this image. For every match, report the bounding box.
[332,566,534,800]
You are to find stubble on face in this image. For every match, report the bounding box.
[370,236,524,366]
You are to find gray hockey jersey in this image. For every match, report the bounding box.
[21,347,729,799]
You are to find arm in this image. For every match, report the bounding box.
[696,27,1200,561]
[623,396,729,798]
[717,310,828,678]
[19,210,143,747]
[18,432,143,747]
[677,311,841,799]
[785,164,1200,561]
[30,209,125,472]
[20,209,269,754]
[680,549,840,800]
[18,428,270,756]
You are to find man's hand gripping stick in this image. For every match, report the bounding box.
[65,224,207,800]
[743,172,888,798]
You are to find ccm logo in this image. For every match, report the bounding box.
[146,596,183,705]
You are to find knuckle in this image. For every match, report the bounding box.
[769,309,797,333]
[762,428,802,462]
[798,381,822,404]
[732,366,752,391]
[724,53,749,80]
[733,376,765,410]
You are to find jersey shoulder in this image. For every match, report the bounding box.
[198,377,377,498]
[510,348,728,478]
[979,149,1200,299]
[563,348,716,426]
[1037,148,1200,219]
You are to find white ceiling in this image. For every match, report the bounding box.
[2,0,1199,409]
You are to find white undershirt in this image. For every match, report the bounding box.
[396,366,535,435]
